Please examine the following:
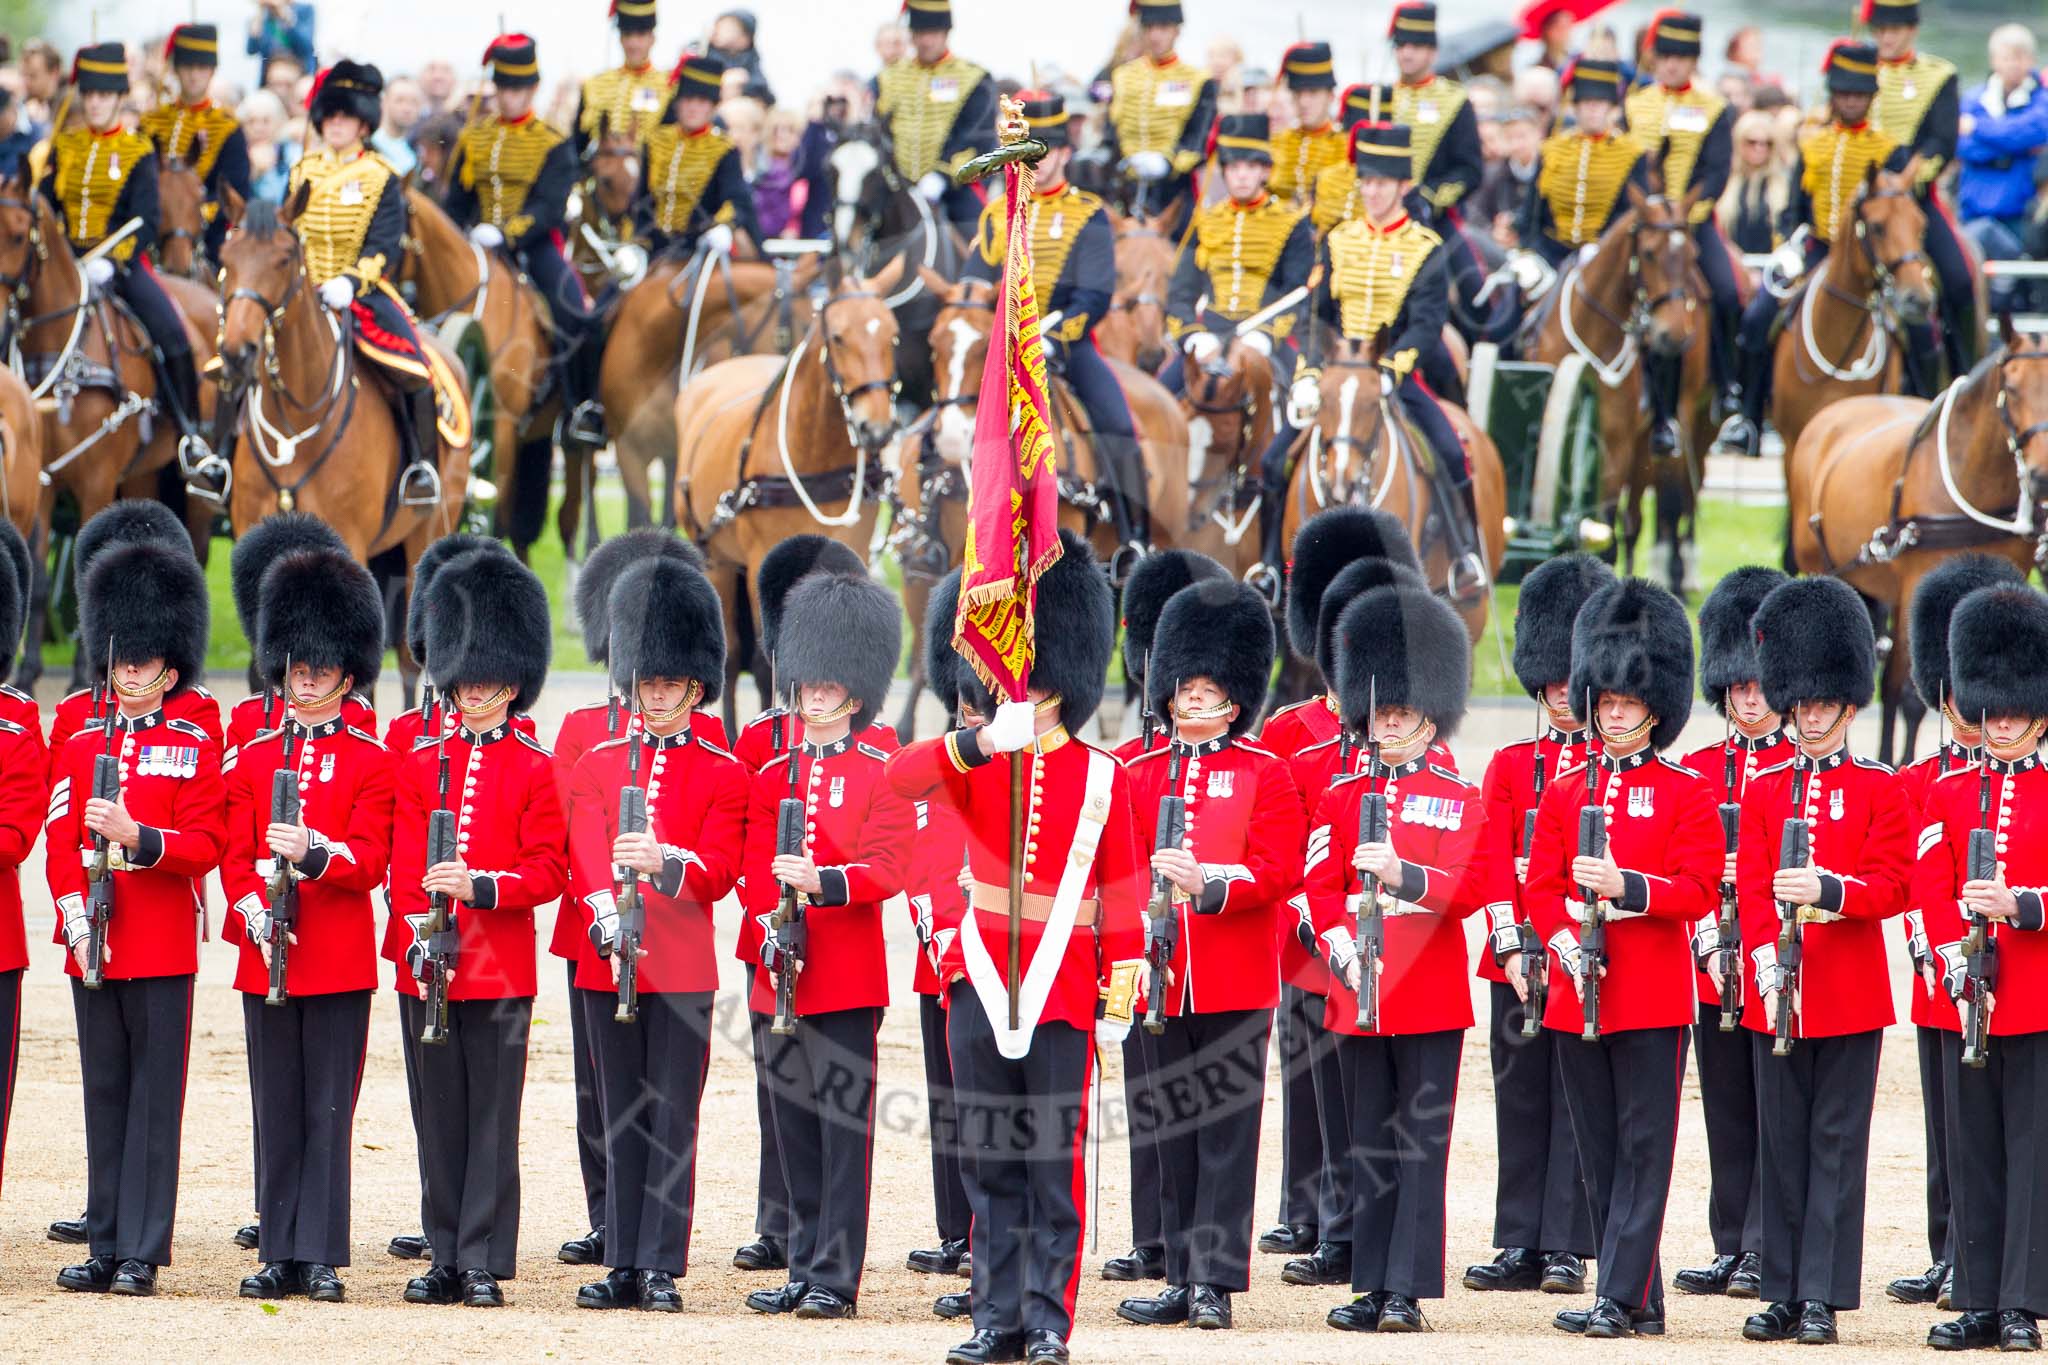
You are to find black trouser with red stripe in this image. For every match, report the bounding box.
[247,988,372,1266]
[1753,1028,1880,1309]
[0,967,18,1194]
[73,974,194,1266]
[1943,1029,2048,1314]
[1122,1026,1164,1255]
[948,986,1091,1339]
[1693,998,1762,1258]
[1917,1024,1955,1265]
[566,965,608,1232]
[764,1004,882,1303]
[1489,982,1593,1255]
[744,968,792,1246]
[1274,983,1325,1233]
[594,990,712,1275]
[1142,1006,1271,1291]
[395,992,432,1236]
[920,993,971,1245]
[1342,1028,1462,1298]
[1557,1024,1687,1316]
[416,996,531,1279]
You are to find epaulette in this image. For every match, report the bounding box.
[1851,756,1896,775]
[760,749,795,776]
[1297,734,1343,757]
[0,684,30,703]
[696,737,737,760]
[1932,764,1976,787]
[514,731,553,758]
[412,734,441,752]
[1236,739,1278,758]
[346,725,387,750]
[189,684,215,699]
[166,718,209,741]
[1329,770,1367,790]
[1123,745,1170,767]
[590,735,630,755]
[0,716,24,736]
[1752,758,1795,782]
[745,707,787,732]
[1427,762,1464,784]
[1269,696,1328,720]
[856,741,890,762]
[1655,755,1707,778]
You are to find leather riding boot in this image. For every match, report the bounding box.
[161,348,204,433]
[402,389,444,506]
[1253,466,1290,605]
[1101,433,1150,552]
[1715,348,1766,455]
[1437,468,1486,605]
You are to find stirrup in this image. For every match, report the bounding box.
[1446,552,1487,606]
[564,400,608,447]
[400,464,443,508]
[1244,561,1283,607]
[1711,413,1758,457]
[184,453,232,504]
[1650,417,1682,459]
[177,432,216,478]
[1106,540,1149,586]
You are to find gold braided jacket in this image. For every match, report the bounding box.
[1183,193,1308,334]
[1874,53,1955,186]
[874,53,987,180]
[1109,55,1208,174]
[974,184,1106,341]
[137,101,239,181]
[1535,130,1644,247]
[1798,121,1900,244]
[1624,82,1725,225]
[287,146,397,287]
[1325,214,1443,378]
[643,123,738,234]
[1312,160,1363,235]
[47,127,155,261]
[1392,75,1468,208]
[578,64,675,144]
[456,115,565,241]
[1271,123,1346,207]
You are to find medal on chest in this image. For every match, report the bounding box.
[1400,793,1464,829]
[1628,785,1654,818]
[928,76,960,102]
[829,774,846,808]
[1205,769,1234,799]
[339,178,364,206]
[320,752,336,784]
[1830,787,1845,822]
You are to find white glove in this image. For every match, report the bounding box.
[700,222,734,256]
[468,223,505,251]
[1129,150,1171,180]
[1508,250,1549,294]
[1286,376,1321,427]
[984,699,1038,753]
[1182,331,1222,362]
[318,276,355,311]
[1096,1014,1132,1049]
[1240,329,1272,358]
[1379,369,1396,398]
[918,171,950,203]
[84,257,115,288]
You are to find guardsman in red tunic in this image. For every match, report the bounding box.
[1116,580,1303,1331]
[1916,583,2048,1352]
[48,540,224,1297]
[1672,567,1791,1302]
[567,556,748,1313]
[223,549,395,1304]
[1307,583,1491,1332]
[886,531,1146,1365]
[910,571,980,1315]
[550,527,716,1271]
[1734,578,1909,1345]
[0,532,44,1212]
[739,571,914,1321]
[1887,555,2024,1308]
[391,550,567,1309]
[1527,579,1721,1339]
[1465,554,1611,1298]
[1101,548,1225,1286]
[0,521,37,747]
[727,533,871,1276]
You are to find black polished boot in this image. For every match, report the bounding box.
[908,1237,968,1275]
[239,1262,297,1299]
[1258,1222,1315,1256]
[1744,1301,1800,1341]
[1887,1259,1949,1304]
[1797,1300,1838,1345]
[1464,1246,1543,1292]
[1115,1283,1189,1325]
[1187,1284,1232,1329]
[1929,1311,2001,1351]
[576,1267,639,1309]
[1675,1252,1740,1295]
[558,1226,605,1265]
[1281,1240,1351,1286]
[1101,1245,1166,1282]
[1542,1252,1588,1294]
[401,389,444,506]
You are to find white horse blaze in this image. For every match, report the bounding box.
[934,316,982,461]
[1335,375,1360,487]
[1186,415,1214,490]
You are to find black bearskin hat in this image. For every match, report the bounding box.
[1029,529,1116,730]
[1120,548,1226,683]
[1698,565,1788,712]
[607,556,726,704]
[776,572,900,730]
[1951,584,2048,722]
[76,499,189,585]
[1567,579,1694,751]
[308,59,383,131]
[230,512,348,637]
[757,534,864,664]
[256,548,384,692]
[1911,554,2026,711]
[1514,553,1616,698]
[406,533,511,666]
[925,569,996,718]
[1285,505,1420,664]
[81,540,208,694]
[576,528,704,665]
[424,548,551,713]
[1147,579,1275,738]
[0,520,27,673]
[1315,556,1425,689]
[1333,583,1471,740]
[1753,576,1875,715]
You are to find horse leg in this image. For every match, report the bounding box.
[896,573,932,743]
[556,445,585,561]
[11,512,49,691]
[368,543,417,709]
[508,434,553,563]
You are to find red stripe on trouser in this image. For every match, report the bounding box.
[1056,1041,1095,1327]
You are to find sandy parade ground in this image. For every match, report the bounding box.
[0,669,1975,1361]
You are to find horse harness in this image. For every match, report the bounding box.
[1556,204,1700,388]
[1794,185,1929,386]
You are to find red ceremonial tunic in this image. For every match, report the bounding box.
[0,683,43,750]
[1525,748,1722,1035]
[1306,754,1493,1035]
[45,706,226,979]
[887,726,1146,1033]
[1899,742,1975,1031]
[1733,749,1908,1039]
[1474,726,1597,987]
[221,717,396,996]
[1676,728,1794,1005]
[566,728,748,994]
[1125,735,1305,1015]
[224,689,377,769]
[387,719,568,1000]
[0,717,47,972]
[739,733,915,1015]
[906,785,969,997]
[51,682,221,755]
[1916,753,2048,1038]
[732,707,893,772]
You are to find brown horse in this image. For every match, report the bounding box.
[407,113,467,198]
[1283,337,1509,643]
[1771,161,1933,470]
[570,115,644,300]
[1523,185,1712,593]
[0,363,44,686]
[153,139,210,280]
[602,249,823,529]
[675,264,910,730]
[1788,322,2048,764]
[1170,335,1272,583]
[887,271,1191,737]
[0,175,220,684]
[1093,210,1176,372]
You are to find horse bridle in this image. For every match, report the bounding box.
[218,251,311,391]
[1997,345,2048,463]
[812,287,902,449]
[1314,354,1394,494]
[1851,184,1930,296]
[1628,204,1701,348]
[930,281,995,416]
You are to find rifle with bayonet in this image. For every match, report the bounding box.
[1517,712,1548,1037]
[1717,714,1742,1031]
[1143,729,1186,1035]
[264,670,302,1006]
[1772,756,1811,1057]
[1355,679,1387,1032]
[1961,726,1998,1068]
[769,695,806,1036]
[418,718,459,1045]
[81,647,119,990]
[613,675,646,1023]
[1577,697,1606,1041]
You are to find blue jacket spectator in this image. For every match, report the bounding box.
[1957,29,2048,223]
[245,0,317,75]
